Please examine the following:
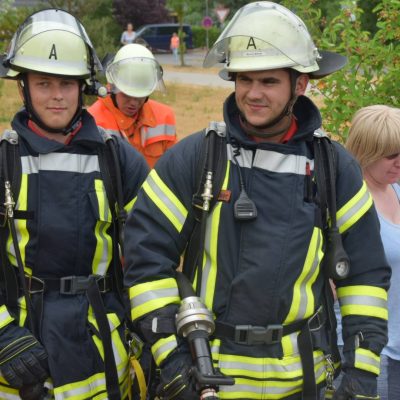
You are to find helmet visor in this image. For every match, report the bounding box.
[203,1,319,69]
[5,9,102,73]
[106,57,164,98]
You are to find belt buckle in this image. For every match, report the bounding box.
[95,275,108,293]
[60,276,89,295]
[234,324,283,345]
[26,275,45,294]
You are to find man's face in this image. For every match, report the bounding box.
[235,69,308,130]
[27,73,80,131]
[115,92,146,118]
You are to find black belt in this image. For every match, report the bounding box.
[23,274,112,295]
[214,307,326,346]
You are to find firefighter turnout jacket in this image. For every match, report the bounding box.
[0,110,149,399]
[124,94,390,399]
[88,96,177,168]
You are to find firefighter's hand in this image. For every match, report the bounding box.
[332,368,379,400]
[156,348,197,399]
[0,326,49,388]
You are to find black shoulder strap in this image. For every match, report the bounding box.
[182,122,227,281]
[0,129,21,313]
[313,129,342,368]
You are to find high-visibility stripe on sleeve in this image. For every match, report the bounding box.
[337,285,388,320]
[142,170,188,232]
[129,278,180,321]
[355,348,380,375]
[337,181,373,233]
[0,305,14,329]
[151,335,178,366]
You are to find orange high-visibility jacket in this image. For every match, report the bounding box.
[88,96,177,167]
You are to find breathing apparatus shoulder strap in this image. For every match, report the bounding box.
[182,122,227,283]
[0,130,21,314]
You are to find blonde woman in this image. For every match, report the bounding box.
[346,105,400,399]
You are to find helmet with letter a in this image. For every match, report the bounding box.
[0,8,105,134]
[203,1,347,80]
[0,8,103,93]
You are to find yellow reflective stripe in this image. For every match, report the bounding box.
[337,285,388,320]
[0,377,20,398]
[7,174,29,266]
[92,180,112,276]
[201,162,230,309]
[151,335,177,366]
[355,348,380,375]
[142,170,187,232]
[281,332,297,357]
[18,296,27,327]
[217,351,326,399]
[124,196,136,213]
[53,370,129,399]
[337,181,373,233]
[0,305,14,329]
[129,278,180,321]
[285,228,323,323]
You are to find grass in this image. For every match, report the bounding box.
[0,77,232,140]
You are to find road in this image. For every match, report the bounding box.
[155,49,234,89]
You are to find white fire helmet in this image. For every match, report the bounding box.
[0,9,102,80]
[106,44,165,98]
[203,1,347,80]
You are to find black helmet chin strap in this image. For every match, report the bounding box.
[238,69,300,139]
[20,75,84,135]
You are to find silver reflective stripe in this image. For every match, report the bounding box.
[254,149,313,174]
[339,295,387,309]
[146,124,175,138]
[227,144,253,168]
[103,128,123,138]
[131,287,179,309]
[21,153,100,174]
[153,338,177,364]
[56,375,105,398]
[227,144,314,174]
[356,351,380,371]
[337,189,371,230]
[146,173,186,229]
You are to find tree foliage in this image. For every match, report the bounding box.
[282,0,400,141]
[113,0,171,30]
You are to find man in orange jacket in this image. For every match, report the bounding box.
[88,44,177,167]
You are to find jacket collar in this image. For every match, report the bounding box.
[224,93,322,147]
[11,109,104,154]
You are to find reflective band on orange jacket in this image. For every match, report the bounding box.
[88,96,177,168]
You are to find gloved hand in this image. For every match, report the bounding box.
[0,324,49,389]
[156,346,198,400]
[332,368,379,400]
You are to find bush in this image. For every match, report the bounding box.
[192,26,221,49]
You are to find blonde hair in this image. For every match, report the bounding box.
[346,105,400,169]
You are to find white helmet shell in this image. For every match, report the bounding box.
[203,1,347,79]
[106,44,165,98]
[2,9,101,79]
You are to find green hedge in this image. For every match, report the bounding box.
[192,26,221,49]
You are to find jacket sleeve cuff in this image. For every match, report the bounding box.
[151,334,178,366]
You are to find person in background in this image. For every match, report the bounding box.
[88,44,177,168]
[121,22,136,46]
[170,32,180,64]
[0,9,148,399]
[344,105,400,399]
[123,2,390,399]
